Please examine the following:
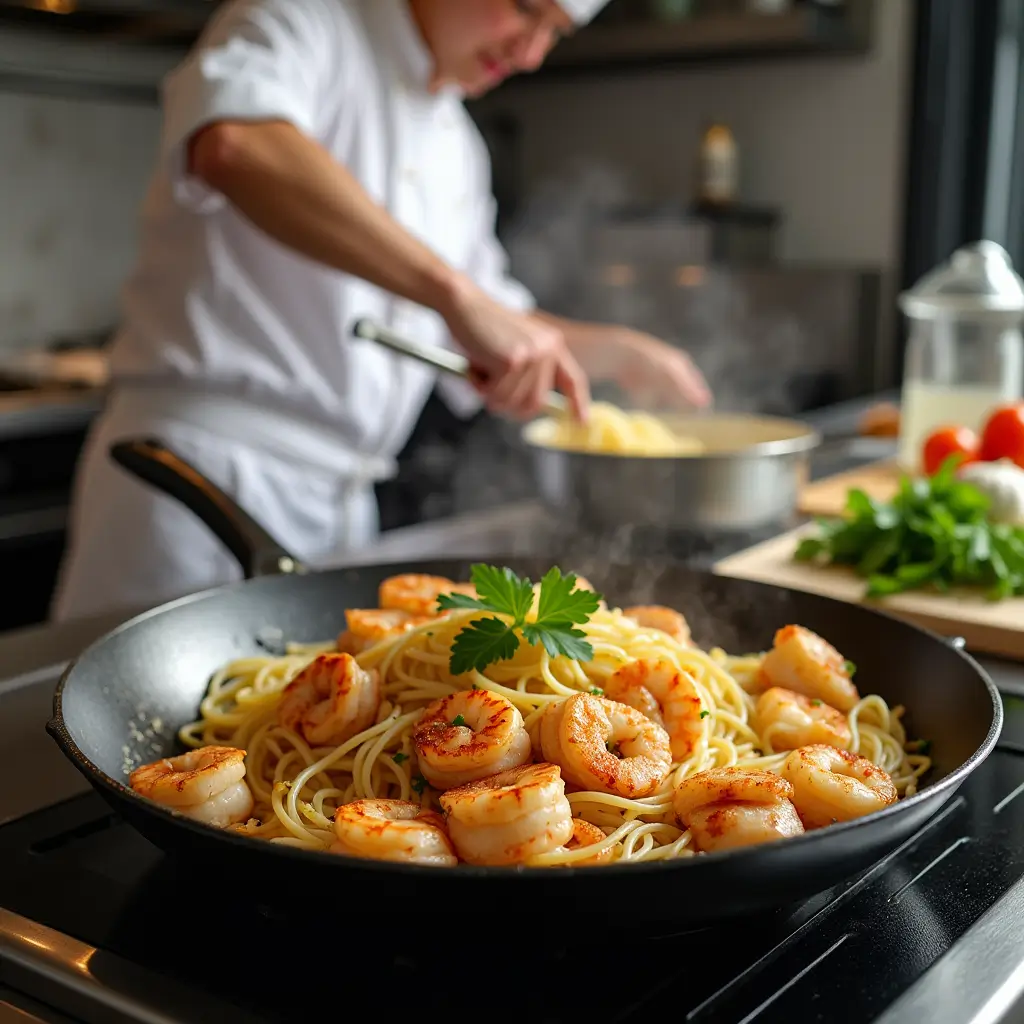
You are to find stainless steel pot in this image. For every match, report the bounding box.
[522,413,821,532]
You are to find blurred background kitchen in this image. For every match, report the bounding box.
[0,0,1017,630]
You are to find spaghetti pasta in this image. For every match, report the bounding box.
[168,574,932,867]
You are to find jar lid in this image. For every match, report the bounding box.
[899,241,1024,320]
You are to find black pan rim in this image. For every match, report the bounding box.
[48,559,1005,881]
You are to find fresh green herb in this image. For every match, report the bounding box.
[810,699,823,707]
[794,456,1024,600]
[392,752,408,765]
[909,738,932,756]
[590,687,604,696]
[437,564,602,675]
[700,710,710,719]
[451,714,467,727]
[411,775,428,795]
[843,660,857,678]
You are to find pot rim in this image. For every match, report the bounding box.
[520,412,822,463]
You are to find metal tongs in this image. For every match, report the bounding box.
[352,319,569,418]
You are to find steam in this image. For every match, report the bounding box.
[498,158,819,415]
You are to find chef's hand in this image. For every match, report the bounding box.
[441,279,590,422]
[566,325,712,409]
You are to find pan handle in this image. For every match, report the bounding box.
[109,438,306,580]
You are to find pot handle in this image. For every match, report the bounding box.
[109,438,306,580]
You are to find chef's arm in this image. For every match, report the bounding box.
[188,117,590,419]
[189,118,470,318]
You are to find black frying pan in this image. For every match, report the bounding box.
[47,439,1003,930]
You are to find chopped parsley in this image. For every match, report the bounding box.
[843,660,857,678]
[392,752,408,765]
[700,710,710,719]
[437,565,602,676]
[910,738,932,755]
[590,687,604,696]
[411,775,428,795]
[793,457,1024,600]
[810,699,823,707]
[451,714,467,727]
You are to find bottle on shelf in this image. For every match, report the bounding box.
[695,121,738,209]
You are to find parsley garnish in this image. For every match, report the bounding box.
[590,687,604,696]
[437,565,602,676]
[843,660,857,678]
[392,752,408,765]
[911,738,932,755]
[810,699,823,707]
[700,710,709,719]
[411,775,428,795]
[451,714,467,727]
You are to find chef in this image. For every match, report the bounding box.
[51,0,711,623]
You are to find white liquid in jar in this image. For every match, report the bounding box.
[897,381,1015,471]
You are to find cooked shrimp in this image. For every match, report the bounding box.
[337,608,431,655]
[623,605,691,647]
[759,625,859,712]
[129,746,254,828]
[782,744,897,828]
[672,767,804,853]
[561,818,614,865]
[539,693,673,798]
[378,574,477,616]
[413,690,532,790]
[685,801,805,853]
[332,799,457,867]
[277,653,380,747]
[440,762,574,866]
[672,766,796,818]
[755,687,852,753]
[603,658,705,762]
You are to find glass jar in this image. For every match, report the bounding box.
[897,241,1024,472]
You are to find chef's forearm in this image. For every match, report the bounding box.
[189,119,467,318]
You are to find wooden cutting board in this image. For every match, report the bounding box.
[714,527,1024,661]
[799,460,904,518]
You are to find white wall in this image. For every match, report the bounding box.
[0,88,161,349]
[477,0,914,268]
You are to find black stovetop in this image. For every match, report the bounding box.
[4,681,1024,1023]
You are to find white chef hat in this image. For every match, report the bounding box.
[557,0,612,24]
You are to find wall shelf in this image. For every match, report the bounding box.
[536,1,873,75]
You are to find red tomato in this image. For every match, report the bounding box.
[921,425,978,476]
[978,403,1024,467]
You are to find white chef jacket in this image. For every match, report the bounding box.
[115,0,533,446]
[51,0,534,623]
